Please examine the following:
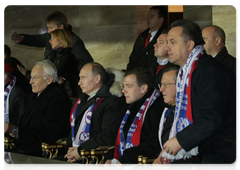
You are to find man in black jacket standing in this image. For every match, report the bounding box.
[63,62,125,163]
[202,25,236,73]
[161,19,236,163]
[126,6,167,71]
[10,11,93,72]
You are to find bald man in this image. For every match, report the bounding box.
[202,25,236,73]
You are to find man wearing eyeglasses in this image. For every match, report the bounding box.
[4,60,72,157]
[153,64,202,164]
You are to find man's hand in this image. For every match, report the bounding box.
[104,159,114,169]
[163,137,182,155]
[10,31,23,44]
[152,159,170,170]
[64,147,81,163]
[4,122,14,133]
[114,161,123,170]
[17,65,27,76]
[153,150,171,164]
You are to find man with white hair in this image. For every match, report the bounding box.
[4,60,72,157]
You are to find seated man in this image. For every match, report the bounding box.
[104,67,164,164]
[4,44,31,94]
[153,64,202,164]
[4,60,72,157]
[63,62,126,163]
[4,61,27,130]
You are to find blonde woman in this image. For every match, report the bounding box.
[49,29,79,97]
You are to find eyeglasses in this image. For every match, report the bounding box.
[158,83,176,89]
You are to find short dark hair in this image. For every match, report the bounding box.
[150,6,168,22]
[4,44,11,58]
[161,29,169,34]
[45,11,68,29]
[171,19,205,46]
[161,63,180,75]
[124,67,153,89]
[89,62,106,84]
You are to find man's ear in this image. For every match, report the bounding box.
[159,17,164,24]
[141,84,148,94]
[47,76,53,85]
[95,74,101,84]
[58,24,64,29]
[215,37,222,46]
[187,40,195,52]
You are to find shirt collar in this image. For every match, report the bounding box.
[157,58,169,65]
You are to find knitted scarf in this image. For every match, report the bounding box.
[159,45,205,160]
[113,89,160,160]
[70,97,104,147]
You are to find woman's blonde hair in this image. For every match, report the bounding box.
[50,29,74,48]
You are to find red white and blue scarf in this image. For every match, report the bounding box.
[159,45,205,160]
[113,89,160,160]
[70,97,104,147]
[4,76,16,123]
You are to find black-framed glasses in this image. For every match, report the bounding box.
[158,83,176,89]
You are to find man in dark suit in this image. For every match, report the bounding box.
[202,25,236,73]
[4,61,27,129]
[4,60,72,157]
[149,29,170,90]
[160,19,236,163]
[63,62,125,163]
[126,6,167,71]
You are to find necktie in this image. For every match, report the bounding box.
[144,33,151,48]
[155,64,165,76]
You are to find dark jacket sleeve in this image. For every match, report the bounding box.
[118,100,163,164]
[9,86,27,126]
[126,34,143,71]
[176,61,232,151]
[71,33,93,71]
[19,33,50,47]
[76,97,125,154]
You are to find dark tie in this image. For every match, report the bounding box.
[144,33,151,48]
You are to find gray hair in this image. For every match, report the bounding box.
[35,60,58,82]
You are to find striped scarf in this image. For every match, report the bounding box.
[4,76,16,123]
[70,97,104,147]
[114,89,160,160]
[160,45,205,160]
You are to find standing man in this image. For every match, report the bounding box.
[202,25,236,73]
[149,29,171,90]
[63,62,126,163]
[104,68,164,164]
[126,6,167,71]
[10,11,93,72]
[160,19,235,163]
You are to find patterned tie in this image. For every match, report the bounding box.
[144,33,151,48]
